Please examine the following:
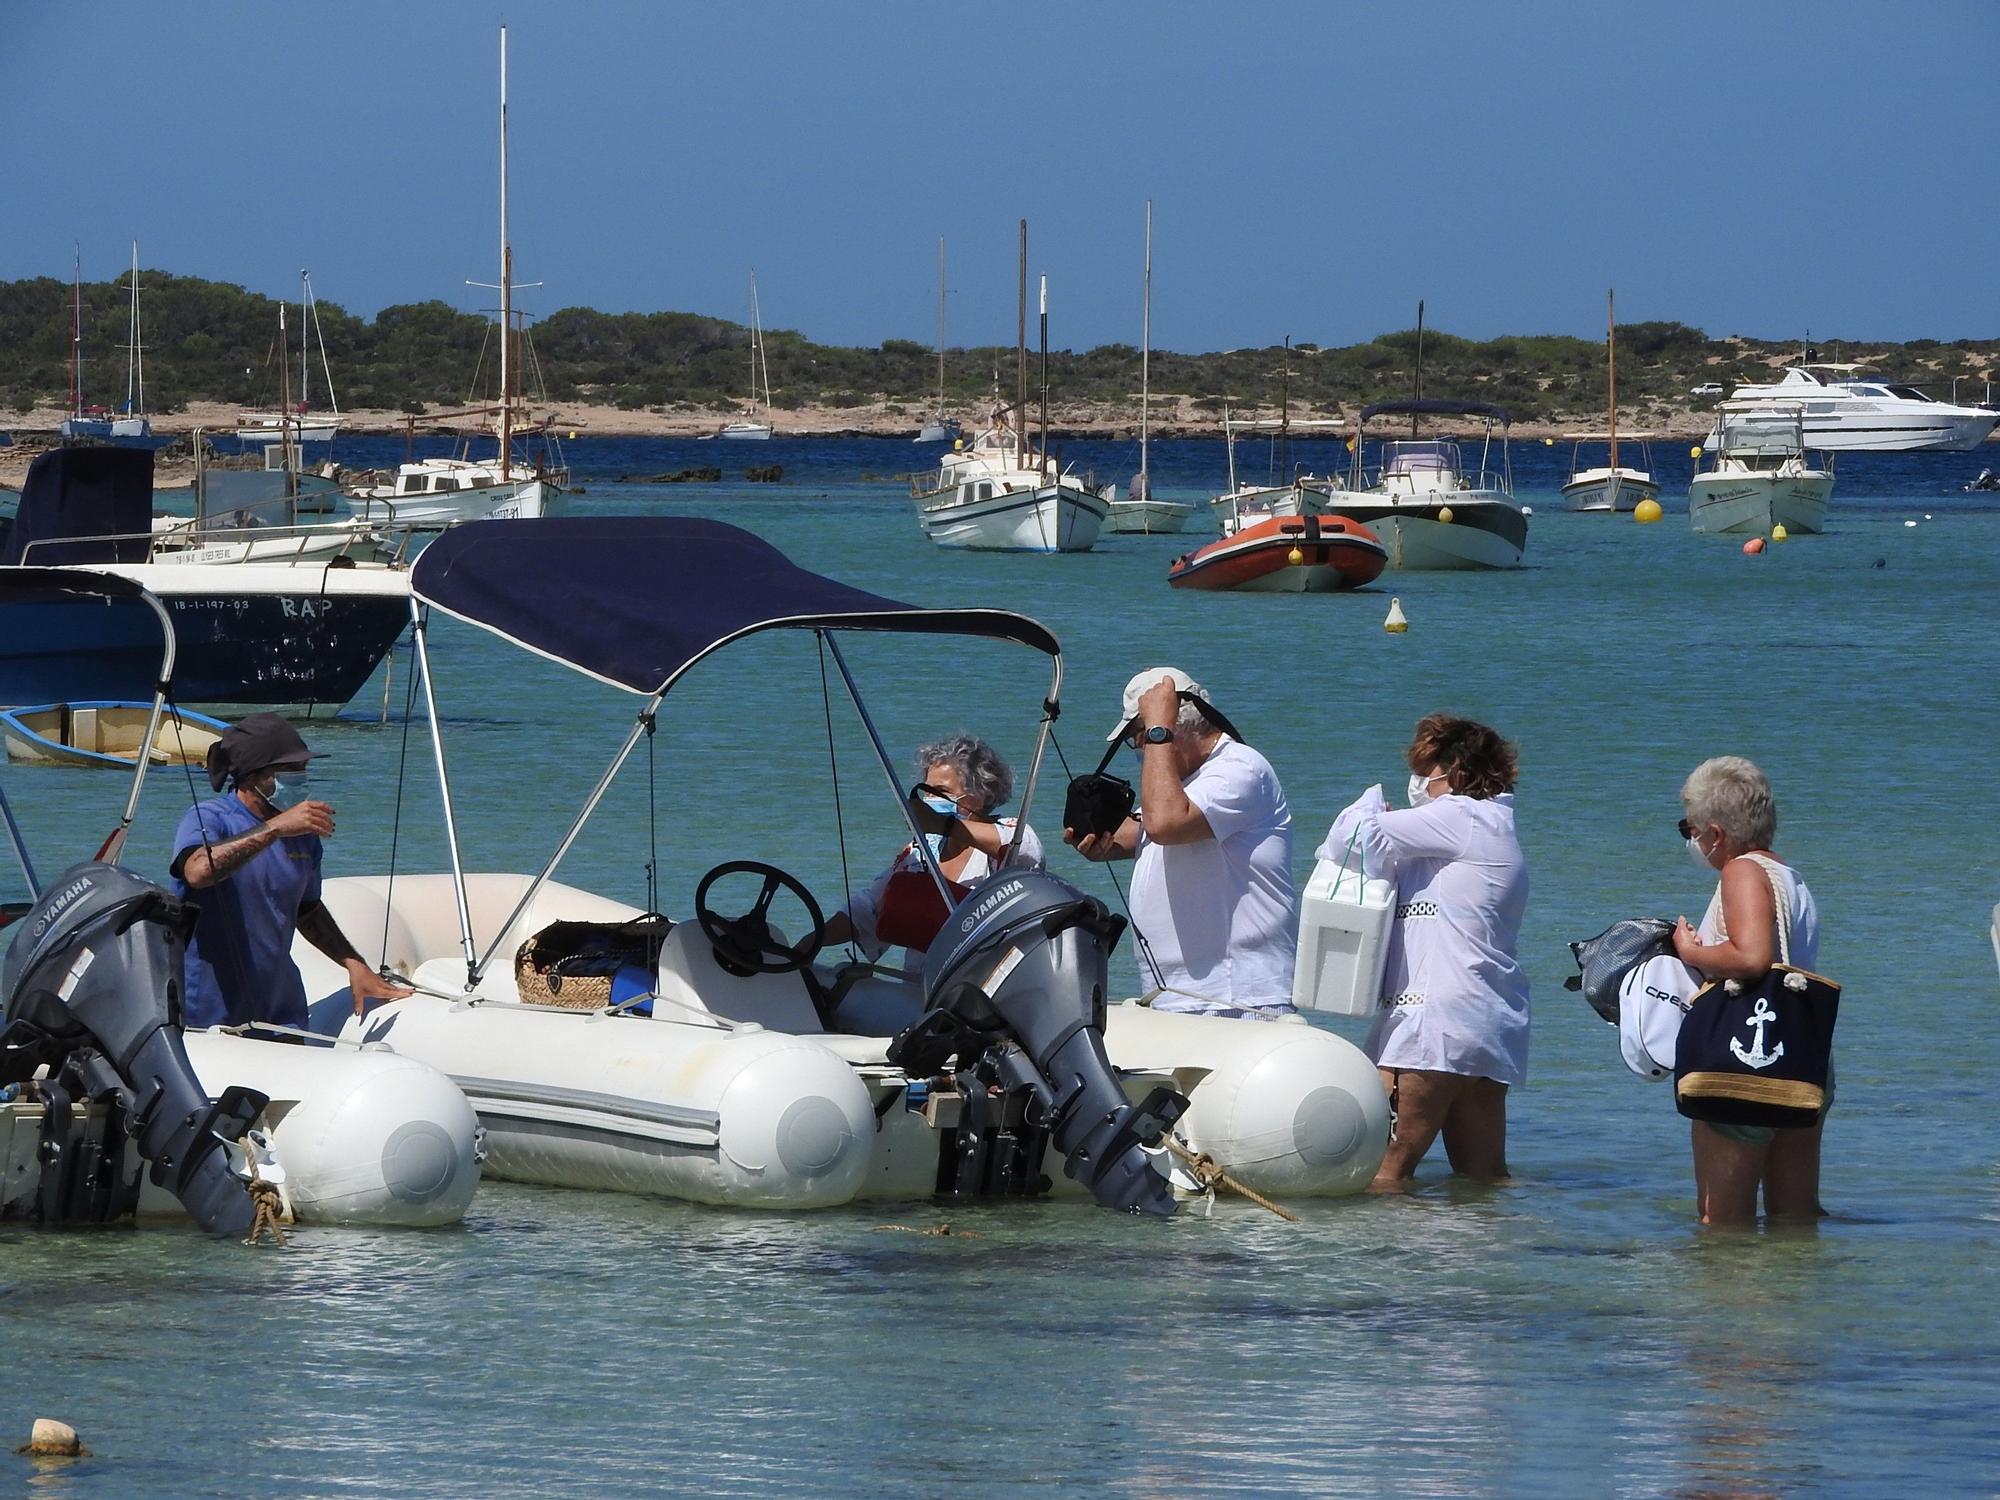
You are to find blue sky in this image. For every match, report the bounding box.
[3,0,1993,352]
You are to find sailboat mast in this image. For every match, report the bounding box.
[1016,219,1027,449]
[498,23,512,478]
[278,302,298,506]
[936,237,946,413]
[750,272,771,411]
[126,240,140,416]
[1607,287,1618,473]
[299,269,310,412]
[1038,276,1050,479]
[1140,200,1152,490]
[1413,299,1425,439]
[69,247,81,419]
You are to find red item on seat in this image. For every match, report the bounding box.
[874,862,972,951]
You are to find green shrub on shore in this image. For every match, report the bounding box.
[0,271,1991,424]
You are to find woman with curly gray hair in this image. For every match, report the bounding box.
[821,733,1044,959]
[1672,755,1827,1225]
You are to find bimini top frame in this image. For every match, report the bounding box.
[405,517,1065,988]
[0,566,178,867]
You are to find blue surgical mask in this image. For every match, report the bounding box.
[261,773,310,812]
[919,794,959,819]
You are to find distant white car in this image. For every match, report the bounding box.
[1689,382,1725,398]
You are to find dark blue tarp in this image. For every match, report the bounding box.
[0,447,154,566]
[410,517,1060,695]
[1359,398,1512,425]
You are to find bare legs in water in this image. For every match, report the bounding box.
[1372,1067,1511,1187]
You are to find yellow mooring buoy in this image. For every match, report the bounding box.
[1634,497,1663,524]
[1384,596,1409,634]
[1772,524,1789,541]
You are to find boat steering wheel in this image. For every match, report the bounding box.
[693,861,826,976]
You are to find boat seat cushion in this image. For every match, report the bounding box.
[653,922,825,1034]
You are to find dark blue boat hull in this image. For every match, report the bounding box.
[0,590,407,708]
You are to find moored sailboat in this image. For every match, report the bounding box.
[1106,202,1193,535]
[717,271,776,440]
[1563,289,1660,513]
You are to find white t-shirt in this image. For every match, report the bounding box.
[1319,785,1531,1085]
[844,819,1045,960]
[1130,737,1296,1013]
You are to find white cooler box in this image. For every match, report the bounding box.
[1291,856,1394,1017]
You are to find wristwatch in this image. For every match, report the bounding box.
[1141,725,1174,745]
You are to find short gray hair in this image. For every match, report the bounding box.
[1681,756,1777,851]
[1175,698,1207,735]
[915,734,1013,813]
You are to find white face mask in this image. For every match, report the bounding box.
[1686,832,1712,868]
[1408,772,1438,807]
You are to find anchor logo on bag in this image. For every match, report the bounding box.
[1728,996,1786,1070]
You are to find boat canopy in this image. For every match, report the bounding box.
[1,448,154,566]
[0,565,151,606]
[1359,398,1511,426]
[410,517,1061,697]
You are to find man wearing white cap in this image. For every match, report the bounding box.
[1066,669,1296,1015]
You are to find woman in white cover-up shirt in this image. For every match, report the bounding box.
[1319,714,1528,1184]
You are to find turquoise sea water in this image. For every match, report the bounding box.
[4,439,1998,1497]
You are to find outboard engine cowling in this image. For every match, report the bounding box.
[893,870,1186,1216]
[0,862,265,1235]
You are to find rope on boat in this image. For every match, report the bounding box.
[239,1136,289,1248]
[1165,1137,1300,1223]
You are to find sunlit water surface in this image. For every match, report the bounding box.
[4,438,1997,1496]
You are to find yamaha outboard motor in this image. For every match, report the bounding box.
[0,862,265,1235]
[891,870,1186,1216]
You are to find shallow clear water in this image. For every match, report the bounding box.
[5,438,1998,1496]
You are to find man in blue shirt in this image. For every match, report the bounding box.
[171,714,409,1030]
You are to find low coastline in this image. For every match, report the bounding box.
[0,395,1752,489]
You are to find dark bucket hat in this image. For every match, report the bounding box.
[204,712,324,791]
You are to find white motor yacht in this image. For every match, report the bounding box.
[1690,401,1833,536]
[1322,401,1528,569]
[1716,363,1998,452]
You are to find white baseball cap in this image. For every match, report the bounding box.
[1108,667,1206,740]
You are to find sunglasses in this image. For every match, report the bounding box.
[1677,818,1698,841]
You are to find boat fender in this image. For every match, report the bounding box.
[1742,537,1765,555]
[1437,506,1454,524]
[712,1038,873,1206]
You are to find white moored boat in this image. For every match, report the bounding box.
[714,270,776,440]
[913,417,1108,552]
[298,517,1388,1215]
[1690,401,1833,536]
[1716,360,1999,452]
[1324,400,1528,569]
[235,270,343,446]
[1563,289,1660,514]
[1105,202,1195,536]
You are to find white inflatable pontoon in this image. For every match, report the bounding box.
[299,518,1388,1215]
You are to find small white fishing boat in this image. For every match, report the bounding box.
[1331,400,1527,569]
[1563,290,1660,514]
[1690,401,1833,536]
[300,517,1389,1216]
[0,568,480,1236]
[912,420,1109,551]
[1,700,226,768]
[350,457,547,527]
